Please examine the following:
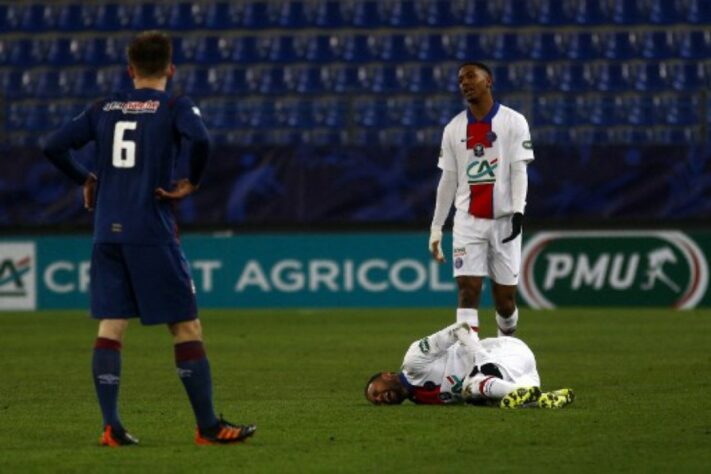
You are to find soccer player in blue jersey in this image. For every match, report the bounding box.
[42,31,256,447]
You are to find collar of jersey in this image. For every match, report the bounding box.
[466,101,500,124]
[398,372,415,398]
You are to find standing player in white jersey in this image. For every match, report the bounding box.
[429,62,534,338]
[364,322,573,408]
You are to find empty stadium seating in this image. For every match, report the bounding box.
[1,0,710,146]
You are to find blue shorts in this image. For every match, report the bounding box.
[90,243,197,325]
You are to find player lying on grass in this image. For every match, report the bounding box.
[365,322,573,408]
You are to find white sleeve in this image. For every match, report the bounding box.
[430,170,457,230]
[437,124,457,172]
[510,160,528,214]
[401,323,461,379]
[510,114,535,164]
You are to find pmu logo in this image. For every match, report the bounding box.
[0,243,37,310]
[520,231,708,309]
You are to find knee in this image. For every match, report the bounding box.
[97,319,128,342]
[458,286,481,308]
[495,299,517,317]
[170,319,203,343]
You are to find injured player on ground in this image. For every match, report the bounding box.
[365,322,574,409]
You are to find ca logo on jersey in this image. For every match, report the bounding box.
[467,159,498,184]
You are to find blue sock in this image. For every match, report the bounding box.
[175,341,219,431]
[92,337,123,430]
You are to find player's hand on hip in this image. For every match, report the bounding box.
[429,227,446,263]
[155,179,198,201]
[83,173,97,212]
[502,212,523,244]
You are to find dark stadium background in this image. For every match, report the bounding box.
[1,0,709,230]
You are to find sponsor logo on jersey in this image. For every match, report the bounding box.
[522,140,533,150]
[418,337,430,353]
[103,100,160,114]
[520,231,708,309]
[453,247,466,257]
[454,257,463,269]
[0,243,36,310]
[446,375,464,394]
[467,158,498,184]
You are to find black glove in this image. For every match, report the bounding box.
[502,212,523,243]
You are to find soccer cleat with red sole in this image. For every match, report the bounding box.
[99,425,139,447]
[195,417,256,445]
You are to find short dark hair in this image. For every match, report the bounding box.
[459,61,493,79]
[364,372,383,400]
[127,31,172,78]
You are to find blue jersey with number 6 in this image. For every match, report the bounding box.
[43,89,209,244]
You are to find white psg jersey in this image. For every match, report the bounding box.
[401,334,540,404]
[438,102,534,219]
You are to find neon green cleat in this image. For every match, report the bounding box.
[500,387,541,409]
[537,388,575,409]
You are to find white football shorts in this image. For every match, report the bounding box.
[451,210,522,285]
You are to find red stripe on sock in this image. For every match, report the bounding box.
[174,341,206,362]
[94,337,121,351]
[479,376,495,396]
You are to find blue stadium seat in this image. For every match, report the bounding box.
[231,36,264,63]
[406,64,437,93]
[379,34,415,62]
[641,31,674,59]
[573,0,609,24]
[47,38,80,66]
[586,95,623,125]
[341,35,377,63]
[686,0,711,24]
[258,67,289,94]
[592,63,633,92]
[520,64,553,91]
[601,32,637,60]
[205,2,241,29]
[26,104,54,131]
[648,0,681,24]
[312,98,346,128]
[632,63,667,91]
[305,35,338,63]
[278,99,314,128]
[425,0,455,26]
[20,4,55,31]
[220,67,257,94]
[415,34,449,61]
[387,97,426,127]
[529,33,566,60]
[7,103,28,131]
[488,33,527,60]
[661,95,698,125]
[452,33,484,61]
[462,0,494,26]
[670,62,706,91]
[332,65,365,92]
[352,1,383,27]
[194,36,229,64]
[611,0,644,24]
[1,70,26,97]
[433,64,459,93]
[500,0,533,25]
[169,2,203,30]
[128,3,162,30]
[492,64,517,92]
[562,32,600,60]
[627,96,657,125]
[388,0,420,27]
[534,0,570,25]
[295,66,329,94]
[183,67,219,96]
[111,67,134,92]
[369,65,403,93]
[242,1,271,28]
[68,69,101,98]
[679,30,711,59]
[94,3,129,30]
[82,38,117,66]
[8,39,45,66]
[354,98,388,127]
[315,0,345,27]
[555,63,592,92]
[277,1,310,27]
[35,70,63,98]
[268,36,304,62]
[425,96,463,126]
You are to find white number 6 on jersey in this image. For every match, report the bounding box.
[112,121,137,168]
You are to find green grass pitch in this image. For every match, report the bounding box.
[1,308,710,473]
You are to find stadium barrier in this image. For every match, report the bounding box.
[1,230,710,311]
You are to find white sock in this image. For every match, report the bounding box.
[475,374,517,399]
[496,308,518,337]
[456,308,479,333]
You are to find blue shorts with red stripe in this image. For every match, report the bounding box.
[90,243,197,325]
